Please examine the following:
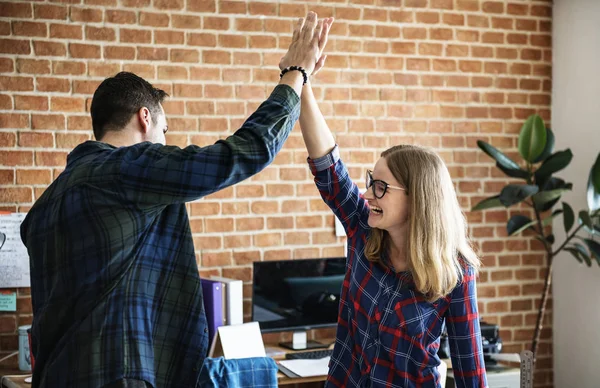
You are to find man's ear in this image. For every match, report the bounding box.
[137,107,152,134]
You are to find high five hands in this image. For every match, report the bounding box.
[279,12,335,78]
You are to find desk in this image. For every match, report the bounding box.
[0,370,30,388]
[266,343,331,387]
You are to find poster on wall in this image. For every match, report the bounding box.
[0,213,30,288]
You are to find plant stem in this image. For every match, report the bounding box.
[552,224,585,256]
[531,254,553,365]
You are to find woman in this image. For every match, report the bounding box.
[297,18,488,388]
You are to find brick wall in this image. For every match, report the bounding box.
[0,0,553,385]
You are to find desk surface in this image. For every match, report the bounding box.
[266,342,333,386]
[0,370,30,388]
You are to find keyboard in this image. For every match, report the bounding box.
[285,349,334,360]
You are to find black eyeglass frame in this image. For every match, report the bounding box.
[365,169,407,199]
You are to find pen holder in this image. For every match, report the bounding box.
[18,325,31,371]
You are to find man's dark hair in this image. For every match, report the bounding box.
[90,72,168,140]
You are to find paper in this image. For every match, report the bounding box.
[215,321,266,360]
[0,291,16,311]
[0,213,29,288]
[278,357,331,377]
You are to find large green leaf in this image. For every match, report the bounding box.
[584,239,600,264]
[496,163,530,180]
[518,115,547,162]
[472,195,504,211]
[542,210,563,227]
[534,149,573,186]
[562,202,575,233]
[477,140,521,170]
[532,189,570,210]
[579,211,593,229]
[538,178,573,212]
[533,127,555,163]
[573,243,593,267]
[564,247,584,264]
[499,184,539,207]
[588,153,600,212]
[506,215,536,236]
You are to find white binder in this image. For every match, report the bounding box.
[210,276,244,325]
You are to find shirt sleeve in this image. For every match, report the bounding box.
[307,145,369,238]
[445,266,488,388]
[117,84,300,205]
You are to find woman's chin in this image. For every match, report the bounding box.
[367,213,382,228]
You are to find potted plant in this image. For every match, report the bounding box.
[472,114,600,364]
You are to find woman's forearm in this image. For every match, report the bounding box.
[299,82,336,159]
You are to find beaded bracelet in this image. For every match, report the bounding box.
[280,66,308,85]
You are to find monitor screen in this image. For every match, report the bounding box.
[252,257,346,332]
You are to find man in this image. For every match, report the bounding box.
[21,12,327,388]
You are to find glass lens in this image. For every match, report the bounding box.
[374,181,386,198]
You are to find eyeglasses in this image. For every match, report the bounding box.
[163,126,169,134]
[365,170,406,199]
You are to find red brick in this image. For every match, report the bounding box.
[0,114,27,129]
[105,9,136,24]
[36,77,70,93]
[120,28,151,43]
[136,47,167,61]
[69,43,101,59]
[85,26,115,41]
[17,169,52,185]
[11,21,47,37]
[31,114,65,130]
[0,2,32,18]
[0,39,31,55]
[16,59,50,74]
[0,187,32,203]
[50,23,82,39]
[35,4,67,20]
[154,0,183,10]
[33,40,66,57]
[19,132,54,148]
[203,50,231,64]
[219,34,246,48]
[186,0,215,12]
[157,66,187,80]
[51,97,85,112]
[403,27,427,40]
[0,151,33,166]
[14,96,47,111]
[507,3,528,15]
[203,16,229,30]
[36,151,68,167]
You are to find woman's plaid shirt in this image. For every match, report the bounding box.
[308,146,488,388]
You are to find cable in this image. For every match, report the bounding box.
[0,351,17,364]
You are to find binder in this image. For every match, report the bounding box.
[200,278,224,342]
[210,276,244,325]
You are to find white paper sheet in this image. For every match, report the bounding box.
[278,357,331,377]
[0,213,29,288]
[217,321,267,359]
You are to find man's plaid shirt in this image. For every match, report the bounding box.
[20,85,299,388]
[308,146,488,388]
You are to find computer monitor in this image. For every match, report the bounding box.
[252,257,346,350]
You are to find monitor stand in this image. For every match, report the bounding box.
[279,331,330,351]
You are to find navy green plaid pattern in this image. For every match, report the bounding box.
[21,85,299,388]
[308,146,488,388]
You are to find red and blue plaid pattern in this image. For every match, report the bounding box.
[308,146,488,388]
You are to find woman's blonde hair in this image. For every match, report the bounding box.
[364,145,480,301]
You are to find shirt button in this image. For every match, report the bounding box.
[204,328,208,333]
